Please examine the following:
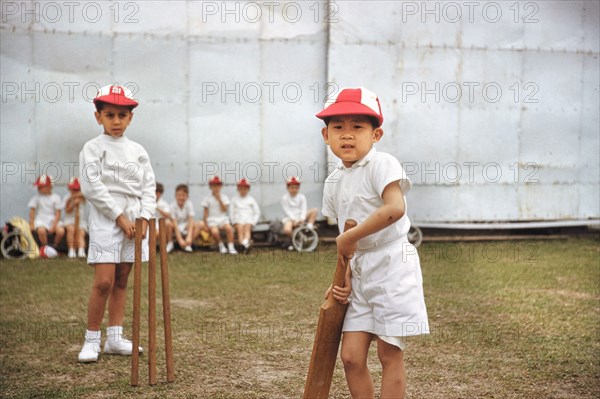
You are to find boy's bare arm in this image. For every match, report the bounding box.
[29,208,35,230]
[203,207,209,224]
[50,210,61,233]
[336,181,405,258]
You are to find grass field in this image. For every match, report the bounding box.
[1,237,599,398]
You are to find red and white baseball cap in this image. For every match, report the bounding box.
[68,177,81,191]
[316,87,383,126]
[286,176,301,186]
[237,178,250,188]
[34,175,52,188]
[93,85,138,108]
[209,176,223,185]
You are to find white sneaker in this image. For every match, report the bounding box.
[77,248,86,258]
[183,245,193,253]
[78,341,100,363]
[228,243,238,255]
[103,326,143,356]
[166,241,174,253]
[78,330,101,363]
[68,248,76,258]
[219,242,227,254]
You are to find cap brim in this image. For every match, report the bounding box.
[316,102,383,125]
[93,95,138,108]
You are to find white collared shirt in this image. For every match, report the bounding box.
[322,148,412,251]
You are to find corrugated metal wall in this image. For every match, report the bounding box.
[1,1,598,224]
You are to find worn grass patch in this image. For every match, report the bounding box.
[1,238,598,398]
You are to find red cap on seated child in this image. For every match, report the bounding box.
[237,179,250,188]
[68,177,81,191]
[315,87,383,127]
[209,176,223,186]
[34,175,52,188]
[286,176,301,186]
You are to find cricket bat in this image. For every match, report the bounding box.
[303,219,357,399]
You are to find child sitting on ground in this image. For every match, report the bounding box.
[28,174,65,250]
[281,176,317,249]
[202,176,237,255]
[170,184,206,252]
[230,178,261,253]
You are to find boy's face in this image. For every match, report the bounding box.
[95,103,133,138]
[209,184,222,195]
[38,186,52,195]
[156,191,163,200]
[237,186,249,197]
[175,189,188,206]
[321,114,383,168]
[287,184,300,196]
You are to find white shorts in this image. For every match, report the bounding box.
[232,216,255,225]
[34,215,62,230]
[64,215,88,232]
[342,239,429,346]
[176,221,189,235]
[207,216,230,228]
[87,194,148,264]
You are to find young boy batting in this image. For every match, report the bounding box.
[77,85,156,363]
[317,87,429,398]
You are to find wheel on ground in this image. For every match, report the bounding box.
[291,226,319,252]
[1,231,28,260]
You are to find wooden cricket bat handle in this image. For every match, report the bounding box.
[331,219,357,288]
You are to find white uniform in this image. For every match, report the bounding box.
[170,199,195,234]
[281,192,307,224]
[202,194,231,227]
[155,197,171,228]
[79,133,156,264]
[28,193,63,229]
[322,148,429,347]
[62,193,89,231]
[230,195,260,225]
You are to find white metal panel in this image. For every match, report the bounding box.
[0,1,597,224]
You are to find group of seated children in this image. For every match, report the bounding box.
[156,176,317,254]
[28,175,88,258]
[28,174,317,256]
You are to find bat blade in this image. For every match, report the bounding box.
[303,220,357,399]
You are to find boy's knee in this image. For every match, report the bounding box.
[377,344,404,367]
[341,348,367,371]
[93,278,114,296]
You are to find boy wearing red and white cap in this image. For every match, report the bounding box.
[77,85,156,363]
[202,176,237,255]
[28,174,65,249]
[318,87,429,398]
[230,178,261,252]
[62,177,89,258]
[280,176,318,248]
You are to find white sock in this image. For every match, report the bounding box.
[228,242,235,250]
[106,326,123,342]
[307,223,314,229]
[241,239,249,247]
[85,329,101,343]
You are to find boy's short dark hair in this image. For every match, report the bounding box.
[94,100,136,113]
[175,184,189,194]
[323,115,381,128]
[156,183,164,193]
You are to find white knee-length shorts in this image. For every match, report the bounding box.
[342,239,430,347]
[87,194,148,264]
